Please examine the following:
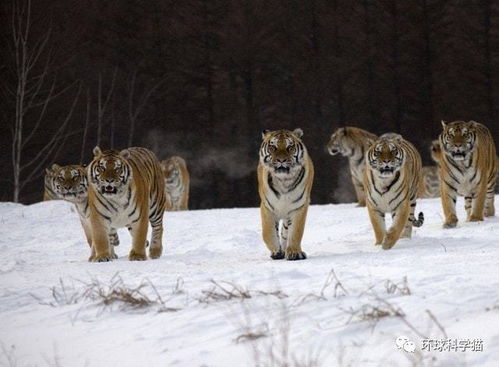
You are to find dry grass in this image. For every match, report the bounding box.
[293,268,348,306]
[198,280,287,304]
[32,273,182,313]
[384,276,411,296]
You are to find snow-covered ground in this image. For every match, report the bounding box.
[1,197,498,367]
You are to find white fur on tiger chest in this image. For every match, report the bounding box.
[166,181,184,208]
[105,193,140,228]
[368,174,405,213]
[265,169,308,219]
[453,166,481,196]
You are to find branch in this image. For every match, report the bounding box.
[20,82,81,182]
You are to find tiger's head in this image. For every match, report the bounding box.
[327,127,351,156]
[439,120,476,161]
[48,164,88,202]
[260,128,305,176]
[160,158,179,184]
[430,139,441,164]
[327,127,376,157]
[89,146,132,197]
[367,137,405,178]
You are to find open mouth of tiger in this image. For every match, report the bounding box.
[274,166,290,174]
[101,185,118,195]
[379,167,395,176]
[62,190,86,198]
[451,152,466,160]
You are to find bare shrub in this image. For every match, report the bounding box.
[384,276,411,296]
[198,280,287,304]
[32,274,182,313]
[294,268,348,306]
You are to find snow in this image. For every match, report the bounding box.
[1,197,499,366]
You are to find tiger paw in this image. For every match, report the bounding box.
[270,250,285,260]
[484,208,495,217]
[468,215,484,222]
[443,220,457,228]
[89,254,112,262]
[381,242,395,250]
[128,250,147,261]
[285,250,307,261]
[149,247,162,259]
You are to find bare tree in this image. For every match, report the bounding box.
[127,68,164,147]
[79,87,91,164]
[6,0,80,202]
[96,69,117,146]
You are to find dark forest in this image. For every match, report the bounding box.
[1,0,498,208]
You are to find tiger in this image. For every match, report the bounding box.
[87,146,167,262]
[364,135,424,250]
[47,164,120,257]
[43,167,59,201]
[430,139,442,164]
[419,166,440,198]
[418,140,442,199]
[258,128,314,260]
[438,120,496,228]
[160,156,190,211]
[327,127,377,206]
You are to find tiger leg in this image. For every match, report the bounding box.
[148,216,164,259]
[80,219,93,248]
[484,178,496,217]
[109,228,119,246]
[352,177,366,207]
[280,218,292,252]
[469,181,487,222]
[128,211,149,261]
[179,190,189,210]
[107,229,119,260]
[88,216,112,262]
[261,204,284,259]
[401,202,416,238]
[366,202,386,246]
[464,195,473,221]
[383,200,410,250]
[285,205,308,260]
[441,181,458,228]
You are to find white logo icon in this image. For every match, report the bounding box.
[396,336,415,353]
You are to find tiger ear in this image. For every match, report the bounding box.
[51,163,61,171]
[441,120,447,128]
[292,128,303,138]
[261,129,271,139]
[120,149,131,159]
[93,146,102,157]
[467,120,478,126]
[365,138,376,149]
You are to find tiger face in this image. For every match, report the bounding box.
[367,138,404,178]
[50,164,88,202]
[161,159,179,184]
[90,147,131,197]
[327,128,349,156]
[440,121,476,162]
[260,128,305,176]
